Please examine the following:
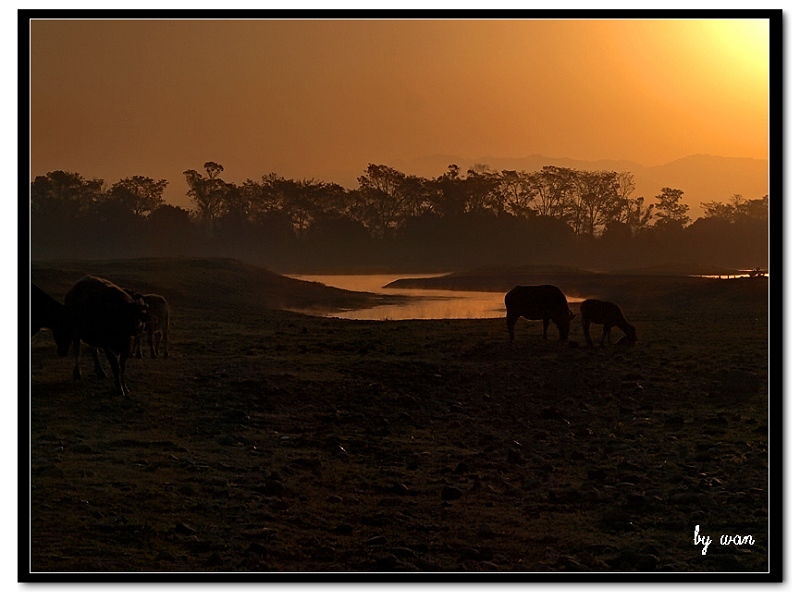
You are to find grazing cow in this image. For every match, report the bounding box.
[31,284,72,357]
[504,285,576,342]
[64,276,148,395]
[133,294,170,359]
[580,298,637,347]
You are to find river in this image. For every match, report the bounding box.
[288,274,583,321]
[288,274,507,320]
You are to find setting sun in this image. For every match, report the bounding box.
[703,19,771,79]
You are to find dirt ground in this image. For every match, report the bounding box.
[26,259,772,578]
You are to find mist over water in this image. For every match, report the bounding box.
[288,274,583,320]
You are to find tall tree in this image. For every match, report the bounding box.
[654,187,691,228]
[571,170,621,237]
[105,175,168,217]
[530,166,575,220]
[495,170,532,217]
[619,195,654,234]
[701,194,768,223]
[31,170,103,221]
[357,164,423,237]
[183,161,231,237]
[30,170,104,257]
[431,164,469,217]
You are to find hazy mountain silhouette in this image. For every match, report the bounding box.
[376,153,768,220]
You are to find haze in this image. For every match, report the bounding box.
[29,18,770,208]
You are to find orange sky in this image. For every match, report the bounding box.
[29,17,771,206]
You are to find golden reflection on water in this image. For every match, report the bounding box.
[288,274,583,321]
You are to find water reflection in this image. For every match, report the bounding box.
[288,274,581,321]
[288,274,504,320]
[695,273,768,279]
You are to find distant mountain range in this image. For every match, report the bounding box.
[343,153,770,220]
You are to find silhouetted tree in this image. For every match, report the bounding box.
[654,187,691,228]
[701,194,768,223]
[31,170,103,221]
[184,161,232,237]
[462,166,503,214]
[570,170,621,237]
[31,170,104,257]
[530,166,575,220]
[146,204,198,256]
[619,195,654,234]
[357,164,424,237]
[496,169,537,217]
[430,164,469,217]
[105,176,167,217]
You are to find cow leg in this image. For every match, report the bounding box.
[162,327,168,358]
[583,319,594,347]
[119,350,131,395]
[148,325,157,358]
[104,349,126,395]
[542,319,550,340]
[506,313,519,342]
[72,338,82,381]
[91,347,108,378]
[133,334,143,359]
[155,330,164,357]
[601,325,611,347]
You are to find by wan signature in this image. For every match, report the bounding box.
[694,525,755,555]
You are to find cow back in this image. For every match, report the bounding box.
[64,276,147,353]
[142,294,169,324]
[505,285,570,320]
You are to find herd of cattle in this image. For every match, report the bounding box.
[31,278,634,396]
[32,276,170,396]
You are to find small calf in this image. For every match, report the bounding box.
[580,299,637,347]
[139,294,170,358]
[126,290,170,359]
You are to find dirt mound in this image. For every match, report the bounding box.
[31,257,398,315]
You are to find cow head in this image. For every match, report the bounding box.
[136,298,149,324]
[556,310,577,341]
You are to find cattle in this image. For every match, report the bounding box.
[124,289,170,359]
[31,284,72,356]
[580,298,637,347]
[64,276,148,395]
[504,285,576,342]
[134,294,170,359]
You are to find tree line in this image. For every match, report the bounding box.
[30,162,769,272]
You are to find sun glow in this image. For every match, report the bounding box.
[702,19,770,80]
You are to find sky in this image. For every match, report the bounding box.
[28,16,772,209]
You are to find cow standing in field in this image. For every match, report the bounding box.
[132,293,170,359]
[504,285,576,342]
[31,283,72,357]
[64,276,148,395]
[580,298,637,347]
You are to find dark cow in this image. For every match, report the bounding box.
[31,284,71,356]
[130,293,170,359]
[580,298,637,347]
[64,276,148,395]
[504,285,576,342]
